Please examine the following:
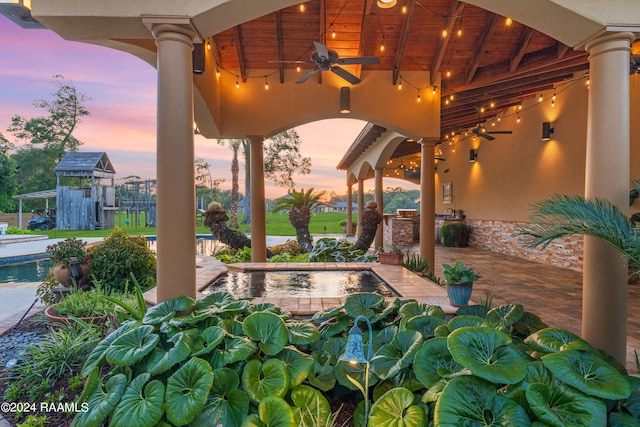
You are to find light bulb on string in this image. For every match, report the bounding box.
[490,101,495,108]
[480,107,485,113]
[449,94,454,101]
[235,77,239,89]
[442,29,448,38]
[417,89,421,103]
[331,26,336,39]
[264,77,269,90]
[432,86,437,95]
[398,79,402,90]
[402,4,407,14]
[296,65,301,73]
[457,28,462,37]
[299,4,305,12]
[446,70,451,78]
[380,43,385,52]
[505,17,513,26]
[538,93,543,102]
[516,115,521,123]
[445,99,449,105]
[216,67,221,78]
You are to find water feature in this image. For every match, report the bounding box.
[145,236,222,257]
[201,270,397,298]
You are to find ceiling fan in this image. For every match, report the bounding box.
[471,126,513,141]
[293,41,381,84]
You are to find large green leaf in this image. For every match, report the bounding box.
[500,361,554,412]
[526,382,606,426]
[621,376,640,421]
[307,363,335,391]
[146,328,197,375]
[541,350,631,400]
[142,295,195,325]
[276,346,314,387]
[369,387,426,427]
[287,321,321,345]
[447,315,488,331]
[486,304,524,327]
[197,300,250,319]
[344,292,385,318]
[242,358,290,404]
[447,326,526,384]
[252,396,296,427]
[371,330,423,380]
[243,311,290,355]
[321,337,347,364]
[81,321,137,377]
[399,301,446,320]
[406,315,446,339]
[221,318,245,336]
[110,373,165,427]
[610,412,640,426]
[334,359,378,391]
[455,304,489,318]
[291,385,332,426]
[191,367,249,427]
[434,375,530,426]
[106,325,160,366]
[525,328,595,354]
[513,311,548,336]
[196,290,236,309]
[165,357,214,426]
[209,336,258,369]
[413,337,465,389]
[192,325,225,357]
[373,325,399,349]
[317,313,350,339]
[71,373,128,427]
[311,305,344,323]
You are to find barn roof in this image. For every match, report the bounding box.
[55,152,116,177]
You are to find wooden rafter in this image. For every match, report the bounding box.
[276,11,285,83]
[557,43,570,59]
[318,0,326,84]
[430,1,465,86]
[465,13,499,85]
[509,27,534,73]
[233,25,247,82]
[356,0,376,78]
[392,0,415,85]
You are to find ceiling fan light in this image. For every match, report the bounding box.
[377,0,397,9]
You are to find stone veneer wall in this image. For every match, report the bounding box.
[437,219,584,273]
[383,216,414,251]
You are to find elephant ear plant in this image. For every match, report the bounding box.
[72,288,640,426]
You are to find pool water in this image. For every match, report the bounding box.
[201,270,397,298]
[146,237,223,257]
[0,259,52,284]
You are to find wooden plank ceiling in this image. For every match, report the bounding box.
[211,0,589,140]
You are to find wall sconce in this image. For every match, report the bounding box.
[192,43,205,75]
[340,87,351,114]
[469,149,478,162]
[377,0,397,8]
[542,122,554,141]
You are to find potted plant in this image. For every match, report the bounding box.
[442,261,480,306]
[339,219,357,234]
[46,238,90,286]
[378,244,405,265]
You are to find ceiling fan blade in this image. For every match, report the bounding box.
[330,65,361,84]
[296,67,320,84]
[268,60,310,64]
[313,41,330,61]
[339,56,381,65]
[486,130,513,135]
[480,133,496,141]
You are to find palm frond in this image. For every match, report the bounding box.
[517,194,640,266]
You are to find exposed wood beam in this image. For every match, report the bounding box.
[233,26,248,82]
[276,12,285,84]
[356,0,376,78]
[465,13,499,85]
[509,27,534,73]
[392,0,415,85]
[318,0,326,84]
[430,1,465,86]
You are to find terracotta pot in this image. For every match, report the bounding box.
[44,304,106,325]
[378,253,404,265]
[51,261,90,286]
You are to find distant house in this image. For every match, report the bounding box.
[314,201,358,214]
[55,152,116,230]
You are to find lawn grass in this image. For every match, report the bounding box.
[36,211,357,238]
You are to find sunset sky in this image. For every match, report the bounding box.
[0,14,416,199]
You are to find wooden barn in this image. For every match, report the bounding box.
[55,152,117,230]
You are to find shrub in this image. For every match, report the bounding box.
[53,283,135,318]
[88,228,156,292]
[439,221,471,247]
[46,238,88,263]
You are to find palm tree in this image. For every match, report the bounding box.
[517,194,640,268]
[217,139,243,228]
[273,188,327,253]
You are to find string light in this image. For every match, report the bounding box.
[380,43,385,52]
[490,101,495,108]
[296,65,301,73]
[516,115,521,123]
[417,89,421,103]
[518,104,523,110]
[432,86,437,95]
[446,70,451,78]
[402,4,407,14]
[299,4,305,12]
[442,29,448,38]
[449,94,454,101]
[457,28,462,37]
[264,77,269,90]
[207,41,211,50]
[551,89,556,107]
[505,17,513,26]
[538,93,543,102]
[480,107,485,113]
[216,67,221,78]
[332,26,336,39]
[445,98,449,105]
[235,77,239,89]
[398,79,403,90]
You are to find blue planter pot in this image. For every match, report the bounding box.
[446,282,473,306]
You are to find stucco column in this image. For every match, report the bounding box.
[249,135,267,261]
[148,21,198,302]
[420,140,435,272]
[346,183,354,236]
[374,169,384,250]
[357,180,364,237]
[582,32,635,364]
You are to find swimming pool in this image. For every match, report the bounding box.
[201,270,398,298]
[0,258,52,284]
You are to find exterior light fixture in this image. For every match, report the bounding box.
[0,0,45,28]
[377,0,397,8]
[542,122,554,141]
[469,149,478,162]
[192,43,205,75]
[340,87,351,114]
[340,315,373,426]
